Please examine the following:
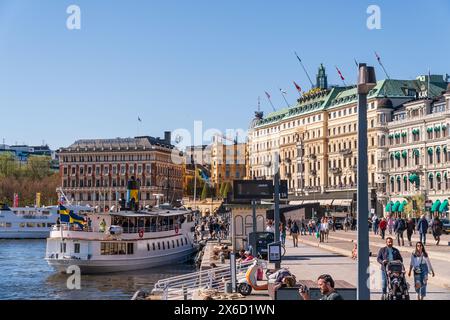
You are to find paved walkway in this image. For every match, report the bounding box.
[291,230,450,289]
[243,238,450,300]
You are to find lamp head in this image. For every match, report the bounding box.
[357,64,377,94]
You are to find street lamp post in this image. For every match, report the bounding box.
[357,63,377,301]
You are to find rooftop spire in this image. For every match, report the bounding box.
[316,63,328,89]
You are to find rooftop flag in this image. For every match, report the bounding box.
[336,66,345,81]
[293,81,302,93]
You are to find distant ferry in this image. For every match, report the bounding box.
[45,177,198,274]
[0,203,93,239]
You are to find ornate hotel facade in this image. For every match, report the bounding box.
[385,85,450,216]
[248,65,449,216]
[58,132,184,209]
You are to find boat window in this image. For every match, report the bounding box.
[153,243,156,251]
[158,242,161,250]
[172,240,175,248]
[0,222,12,228]
[127,243,134,255]
[119,243,127,255]
[47,223,54,228]
[162,242,165,250]
[176,239,180,247]
[167,241,170,249]
[19,223,26,228]
[26,223,35,228]
[74,243,80,254]
[147,243,150,251]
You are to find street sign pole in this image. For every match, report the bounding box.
[274,152,281,269]
[251,200,257,257]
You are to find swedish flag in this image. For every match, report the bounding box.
[69,211,86,228]
[58,205,70,223]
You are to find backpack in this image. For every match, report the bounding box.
[397,219,406,231]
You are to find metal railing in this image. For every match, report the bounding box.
[151,261,254,300]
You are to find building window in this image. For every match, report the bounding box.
[74,243,80,254]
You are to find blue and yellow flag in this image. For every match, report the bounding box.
[69,211,86,228]
[58,205,70,223]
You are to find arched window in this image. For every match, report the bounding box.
[234,216,243,236]
[256,215,265,232]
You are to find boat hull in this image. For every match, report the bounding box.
[0,230,50,239]
[46,248,197,274]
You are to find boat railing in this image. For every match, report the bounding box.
[51,223,183,234]
[151,261,254,300]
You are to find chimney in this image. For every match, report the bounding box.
[164,131,171,145]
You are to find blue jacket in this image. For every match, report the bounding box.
[417,218,429,234]
[377,246,403,270]
[394,218,406,233]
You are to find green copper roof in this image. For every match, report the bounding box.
[253,77,447,128]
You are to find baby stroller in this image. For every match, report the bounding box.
[384,260,410,300]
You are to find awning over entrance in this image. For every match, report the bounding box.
[439,199,449,212]
[333,199,352,207]
[431,200,441,212]
[320,199,334,206]
[398,200,408,213]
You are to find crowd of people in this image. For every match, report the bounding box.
[194,214,230,242]
[370,213,445,247]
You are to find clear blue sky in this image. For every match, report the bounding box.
[1,0,449,149]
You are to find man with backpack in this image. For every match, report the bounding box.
[394,215,406,246]
[417,215,429,245]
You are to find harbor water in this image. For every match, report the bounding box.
[0,239,196,300]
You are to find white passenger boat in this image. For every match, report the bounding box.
[45,206,197,274]
[0,203,92,239]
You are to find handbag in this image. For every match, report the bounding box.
[414,255,424,274]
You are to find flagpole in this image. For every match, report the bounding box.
[375,52,390,79]
[294,52,314,89]
[279,89,290,107]
[265,92,276,112]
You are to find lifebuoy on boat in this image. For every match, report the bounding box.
[138,229,144,238]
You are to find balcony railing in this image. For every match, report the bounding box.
[329,167,342,175]
[339,148,352,156]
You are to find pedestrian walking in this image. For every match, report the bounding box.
[308,220,313,235]
[344,215,349,232]
[406,217,416,246]
[387,216,394,235]
[280,223,287,245]
[379,218,387,240]
[394,215,406,246]
[417,215,429,245]
[291,222,299,247]
[408,242,435,300]
[431,215,443,246]
[372,214,379,235]
[319,218,328,243]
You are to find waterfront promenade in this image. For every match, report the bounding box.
[241,231,450,300]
